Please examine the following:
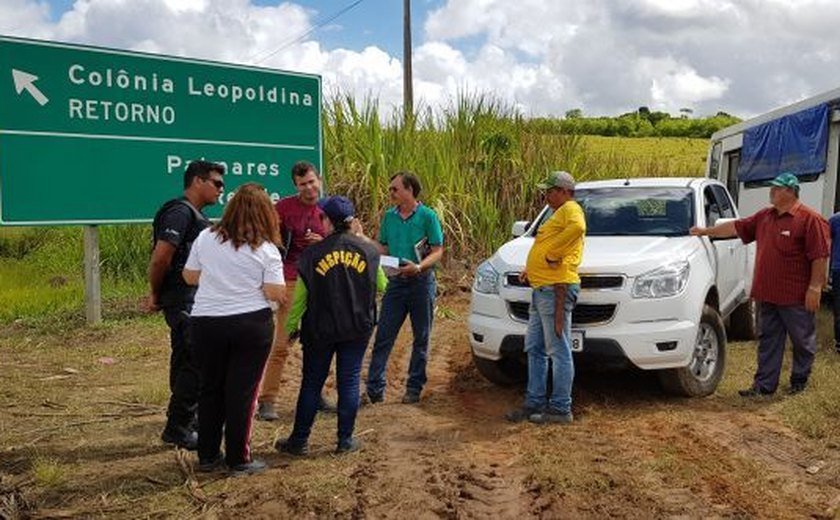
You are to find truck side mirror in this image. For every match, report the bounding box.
[511,221,530,237]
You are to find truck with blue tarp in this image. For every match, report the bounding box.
[706,87,840,219]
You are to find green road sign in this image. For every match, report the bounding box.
[0,35,322,225]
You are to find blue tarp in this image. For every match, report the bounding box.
[737,103,829,182]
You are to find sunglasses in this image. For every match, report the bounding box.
[205,178,225,189]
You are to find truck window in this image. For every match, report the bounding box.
[575,187,693,236]
[710,185,736,219]
[703,187,722,226]
[725,151,740,203]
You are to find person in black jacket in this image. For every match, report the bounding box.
[276,196,387,454]
[148,160,225,450]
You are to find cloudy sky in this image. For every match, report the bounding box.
[3,0,840,119]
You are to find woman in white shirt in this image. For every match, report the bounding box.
[183,183,286,476]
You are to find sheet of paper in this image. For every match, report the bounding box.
[381,255,400,269]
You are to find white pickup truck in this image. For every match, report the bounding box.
[468,177,756,397]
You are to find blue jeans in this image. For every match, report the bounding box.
[289,338,369,445]
[524,284,580,414]
[366,272,436,397]
[833,270,840,347]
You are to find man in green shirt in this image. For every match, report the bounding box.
[365,172,444,404]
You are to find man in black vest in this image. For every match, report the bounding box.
[276,196,386,454]
[148,160,225,449]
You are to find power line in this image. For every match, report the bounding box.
[252,0,367,65]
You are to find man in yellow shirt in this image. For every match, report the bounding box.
[506,171,586,425]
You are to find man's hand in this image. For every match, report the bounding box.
[689,226,706,236]
[398,261,422,277]
[805,287,821,312]
[518,270,529,284]
[304,229,323,245]
[145,294,161,313]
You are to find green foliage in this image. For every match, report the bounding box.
[528,109,741,138]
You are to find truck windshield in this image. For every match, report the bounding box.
[571,187,694,237]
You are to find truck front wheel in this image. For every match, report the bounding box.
[658,304,726,397]
[472,354,526,386]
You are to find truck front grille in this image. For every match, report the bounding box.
[504,274,623,290]
[508,301,617,325]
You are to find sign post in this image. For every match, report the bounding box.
[0,36,322,322]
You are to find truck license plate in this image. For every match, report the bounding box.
[571,330,584,352]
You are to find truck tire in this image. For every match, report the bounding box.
[658,304,726,397]
[472,354,526,386]
[727,298,758,341]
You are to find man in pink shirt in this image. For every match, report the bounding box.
[257,161,335,420]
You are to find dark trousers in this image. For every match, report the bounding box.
[289,338,369,446]
[163,306,199,430]
[191,308,273,467]
[832,270,840,348]
[754,302,817,393]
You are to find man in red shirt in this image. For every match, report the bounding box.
[257,161,335,420]
[691,173,830,396]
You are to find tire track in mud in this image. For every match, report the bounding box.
[359,405,532,519]
[353,307,536,518]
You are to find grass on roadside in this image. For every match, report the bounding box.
[718,308,840,445]
[32,456,68,489]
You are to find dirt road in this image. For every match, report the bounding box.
[2,291,840,518]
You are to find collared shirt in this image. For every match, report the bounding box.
[735,203,830,305]
[274,195,326,281]
[379,203,444,262]
[525,200,586,288]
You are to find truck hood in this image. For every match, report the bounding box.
[490,235,702,277]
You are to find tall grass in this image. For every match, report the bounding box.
[324,93,707,264]
[0,93,708,322]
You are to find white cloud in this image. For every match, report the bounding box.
[4,0,840,119]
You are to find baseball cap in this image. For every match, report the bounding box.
[318,196,355,223]
[537,170,575,191]
[769,172,799,189]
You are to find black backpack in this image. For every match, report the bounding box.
[151,198,206,274]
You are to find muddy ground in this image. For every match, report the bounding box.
[2,290,840,519]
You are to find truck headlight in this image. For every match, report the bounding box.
[632,261,690,299]
[474,261,500,294]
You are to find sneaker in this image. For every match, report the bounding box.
[229,459,267,476]
[256,401,279,421]
[787,382,808,395]
[336,438,362,454]
[197,453,225,473]
[738,387,774,398]
[505,406,539,423]
[317,395,337,414]
[360,392,384,407]
[161,424,198,451]
[401,391,421,405]
[275,438,308,456]
[529,409,573,425]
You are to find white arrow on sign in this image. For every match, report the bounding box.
[12,69,49,106]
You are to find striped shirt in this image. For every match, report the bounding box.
[734,203,829,306]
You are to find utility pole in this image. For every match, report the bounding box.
[403,0,413,120]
